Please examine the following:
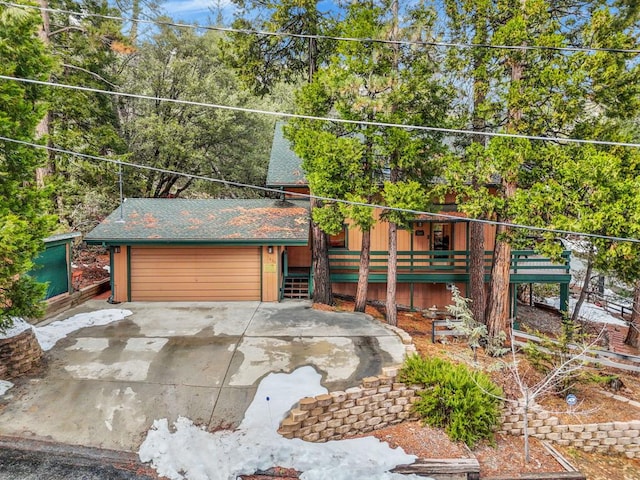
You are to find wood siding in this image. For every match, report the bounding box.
[112,247,129,303]
[332,282,466,311]
[129,246,261,301]
[287,245,311,268]
[262,245,280,302]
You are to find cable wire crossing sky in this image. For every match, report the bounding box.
[2,74,639,150]
[1,134,638,245]
[6,1,640,54]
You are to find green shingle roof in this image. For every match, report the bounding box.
[266,122,308,187]
[85,198,310,245]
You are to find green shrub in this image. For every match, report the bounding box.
[398,354,503,448]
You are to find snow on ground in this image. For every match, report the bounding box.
[139,366,427,480]
[0,380,14,396]
[0,310,132,351]
[543,297,627,327]
[0,318,33,339]
[35,310,133,351]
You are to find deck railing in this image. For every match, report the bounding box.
[328,249,570,277]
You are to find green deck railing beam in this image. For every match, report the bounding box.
[328,249,571,284]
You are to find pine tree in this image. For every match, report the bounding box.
[0,3,56,330]
[288,0,449,316]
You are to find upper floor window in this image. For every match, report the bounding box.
[329,225,348,249]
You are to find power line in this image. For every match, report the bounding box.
[2,74,640,149]
[1,134,639,244]
[2,0,640,56]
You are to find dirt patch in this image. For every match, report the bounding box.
[556,445,640,480]
[348,420,472,459]
[73,247,110,290]
[314,299,640,478]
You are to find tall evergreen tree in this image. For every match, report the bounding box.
[440,0,593,339]
[515,2,640,345]
[44,0,130,231]
[0,3,56,330]
[225,0,338,305]
[288,0,449,316]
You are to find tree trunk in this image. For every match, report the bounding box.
[386,221,398,326]
[308,37,317,81]
[469,9,488,324]
[311,198,333,305]
[355,228,371,312]
[486,224,512,339]
[469,220,486,324]
[384,0,399,326]
[571,248,594,323]
[130,0,141,43]
[486,19,523,340]
[35,0,52,188]
[624,280,640,347]
[523,394,530,464]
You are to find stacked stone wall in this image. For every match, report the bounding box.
[0,328,43,379]
[278,367,421,442]
[280,366,640,459]
[498,403,640,459]
[280,324,640,460]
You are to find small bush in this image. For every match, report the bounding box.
[398,355,503,448]
[522,319,590,395]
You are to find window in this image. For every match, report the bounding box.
[329,225,347,249]
[431,223,452,251]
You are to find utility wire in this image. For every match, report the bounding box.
[2,74,640,149]
[2,0,640,55]
[1,134,639,244]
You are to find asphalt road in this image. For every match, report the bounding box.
[0,444,157,480]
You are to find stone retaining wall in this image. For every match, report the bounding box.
[279,365,640,460]
[0,328,43,380]
[279,321,639,460]
[498,404,640,459]
[278,366,420,442]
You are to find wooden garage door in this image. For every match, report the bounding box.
[130,246,261,301]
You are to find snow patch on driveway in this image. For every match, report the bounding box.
[36,309,133,351]
[139,366,423,480]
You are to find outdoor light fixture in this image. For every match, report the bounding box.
[267,246,273,254]
[416,221,423,227]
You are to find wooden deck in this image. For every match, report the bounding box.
[328,249,571,284]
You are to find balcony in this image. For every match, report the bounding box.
[328,249,571,284]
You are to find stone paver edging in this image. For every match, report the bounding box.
[498,403,640,459]
[278,366,420,442]
[0,329,43,379]
[281,319,640,461]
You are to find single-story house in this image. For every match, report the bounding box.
[85,198,309,302]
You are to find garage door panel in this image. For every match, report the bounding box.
[130,246,261,301]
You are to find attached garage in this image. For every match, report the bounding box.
[85,198,310,303]
[129,246,261,301]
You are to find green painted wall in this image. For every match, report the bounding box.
[30,244,70,299]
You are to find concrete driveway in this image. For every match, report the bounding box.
[0,301,407,453]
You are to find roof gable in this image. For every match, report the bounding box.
[266,122,307,187]
[85,198,310,245]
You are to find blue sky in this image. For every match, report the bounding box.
[161,0,232,24]
[160,0,343,25]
